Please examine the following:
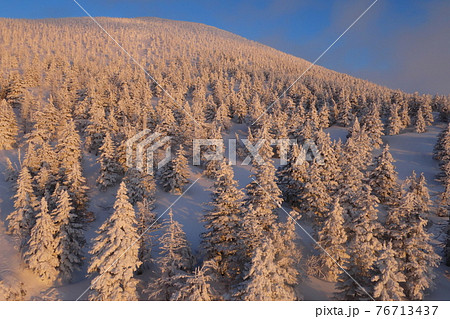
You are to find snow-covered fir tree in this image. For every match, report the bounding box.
[201,160,244,282]
[277,144,308,207]
[0,277,27,301]
[241,160,282,256]
[403,214,440,300]
[422,102,434,126]
[387,104,402,135]
[317,198,349,282]
[87,182,141,300]
[405,171,431,217]
[159,144,189,194]
[63,161,89,218]
[202,127,224,179]
[24,197,59,283]
[53,189,84,283]
[318,103,330,129]
[124,167,156,205]
[437,182,450,217]
[369,144,400,204]
[148,210,195,300]
[336,99,352,127]
[6,166,38,246]
[314,130,340,193]
[337,185,382,300]
[361,104,384,148]
[415,107,426,133]
[136,198,158,270]
[385,188,440,300]
[96,132,122,191]
[302,161,332,227]
[0,99,18,150]
[56,119,82,175]
[399,101,411,129]
[252,123,275,162]
[85,101,107,154]
[337,150,365,212]
[171,260,219,301]
[240,224,298,301]
[434,123,450,162]
[371,241,406,301]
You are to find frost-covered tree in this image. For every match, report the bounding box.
[34,164,56,198]
[385,188,439,300]
[172,261,219,301]
[202,127,224,179]
[361,104,383,148]
[252,124,274,162]
[240,225,298,301]
[201,160,244,281]
[371,241,406,301]
[437,182,450,217]
[6,166,38,246]
[124,168,156,205]
[136,198,158,270]
[346,117,361,139]
[159,144,189,194]
[0,277,27,301]
[337,185,382,300]
[246,160,282,212]
[241,160,282,255]
[56,119,81,175]
[318,103,330,129]
[344,133,371,171]
[337,152,365,211]
[422,102,434,126]
[96,132,121,191]
[317,198,349,282]
[148,210,195,300]
[302,161,331,227]
[85,101,107,154]
[369,144,400,204]
[434,123,450,162]
[403,214,440,300]
[336,99,352,127]
[387,104,402,135]
[405,172,431,217]
[277,144,308,207]
[415,107,426,133]
[24,198,59,283]
[314,130,340,193]
[64,161,89,217]
[53,189,84,283]
[0,99,18,149]
[87,182,141,301]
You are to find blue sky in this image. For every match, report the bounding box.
[1,0,449,95]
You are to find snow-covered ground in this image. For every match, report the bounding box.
[0,122,449,300]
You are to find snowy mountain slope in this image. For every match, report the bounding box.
[3,120,448,300]
[0,17,448,301]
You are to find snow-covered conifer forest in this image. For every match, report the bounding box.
[0,17,449,301]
